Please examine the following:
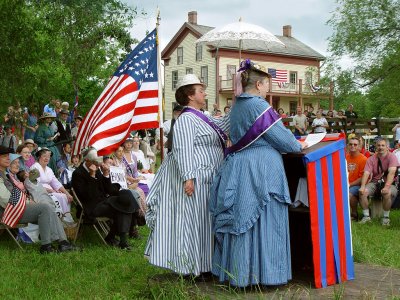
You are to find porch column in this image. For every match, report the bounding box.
[329,81,334,110]
[298,79,303,108]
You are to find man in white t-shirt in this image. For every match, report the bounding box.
[292,106,308,136]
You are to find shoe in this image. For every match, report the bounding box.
[359,216,371,224]
[129,227,141,239]
[58,242,79,252]
[119,243,132,251]
[105,236,119,247]
[381,217,390,226]
[40,244,56,254]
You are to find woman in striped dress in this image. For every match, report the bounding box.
[145,74,229,276]
[210,60,307,287]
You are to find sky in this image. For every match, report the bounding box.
[125,0,340,60]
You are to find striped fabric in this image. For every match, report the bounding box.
[1,186,27,227]
[304,138,355,288]
[73,29,160,156]
[145,110,229,275]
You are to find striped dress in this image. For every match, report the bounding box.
[145,108,229,275]
[210,94,302,287]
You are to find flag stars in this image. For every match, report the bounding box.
[128,67,134,70]
[144,48,148,52]
[139,51,144,54]
[149,72,154,78]
[135,63,140,67]
[145,73,149,78]
[141,60,145,65]
[134,55,138,59]
[135,71,140,75]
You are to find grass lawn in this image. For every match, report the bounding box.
[1,210,399,299]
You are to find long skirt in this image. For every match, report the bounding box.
[212,199,291,287]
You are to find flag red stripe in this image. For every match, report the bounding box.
[134,105,159,115]
[130,121,160,131]
[137,89,158,99]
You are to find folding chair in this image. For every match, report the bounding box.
[70,188,110,245]
[0,222,28,249]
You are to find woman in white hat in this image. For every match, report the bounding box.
[145,74,230,277]
[34,113,61,175]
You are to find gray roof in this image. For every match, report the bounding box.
[186,22,214,36]
[187,23,325,60]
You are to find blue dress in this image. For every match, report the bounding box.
[210,93,302,287]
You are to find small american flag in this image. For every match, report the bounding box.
[73,28,160,156]
[268,68,288,85]
[1,187,27,227]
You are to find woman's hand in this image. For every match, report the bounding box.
[66,193,73,203]
[299,141,308,150]
[184,179,194,196]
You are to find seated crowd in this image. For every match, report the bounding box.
[0,101,155,252]
[346,136,400,226]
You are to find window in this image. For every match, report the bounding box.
[186,68,193,74]
[196,44,202,61]
[289,71,297,84]
[289,101,298,115]
[201,66,208,86]
[172,71,178,90]
[305,71,313,84]
[177,47,183,65]
[227,65,236,79]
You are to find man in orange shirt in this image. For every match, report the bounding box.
[346,137,367,220]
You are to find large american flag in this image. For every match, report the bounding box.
[73,28,160,156]
[1,186,27,227]
[268,68,288,87]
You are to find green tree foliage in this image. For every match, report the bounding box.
[0,0,143,115]
[326,0,400,117]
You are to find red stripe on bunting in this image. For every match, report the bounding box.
[306,161,323,288]
[332,150,348,281]
[320,156,337,285]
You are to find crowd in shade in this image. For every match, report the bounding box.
[0,61,399,289]
[0,99,156,252]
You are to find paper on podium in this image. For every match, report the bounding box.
[305,132,326,148]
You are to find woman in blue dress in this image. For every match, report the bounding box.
[210,60,307,287]
[34,113,61,176]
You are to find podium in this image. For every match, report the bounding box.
[283,135,355,288]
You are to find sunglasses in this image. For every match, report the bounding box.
[348,143,359,146]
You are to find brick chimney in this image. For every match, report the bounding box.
[188,11,197,25]
[283,25,292,37]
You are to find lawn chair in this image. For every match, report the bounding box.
[0,222,28,249]
[70,188,110,245]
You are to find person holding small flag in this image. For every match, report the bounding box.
[0,146,76,253]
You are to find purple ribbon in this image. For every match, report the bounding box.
[225,107,281,156]
[181,107,228,149]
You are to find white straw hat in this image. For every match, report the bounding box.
[176,74,205,90]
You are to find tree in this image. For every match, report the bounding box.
[0,0,144,116]
[326,0,400,117]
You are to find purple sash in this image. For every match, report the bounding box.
[181,107,228,149]
[225,107,281,156]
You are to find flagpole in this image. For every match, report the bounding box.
[156,7,164,162]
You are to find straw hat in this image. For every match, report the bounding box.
[176,74,205,90]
